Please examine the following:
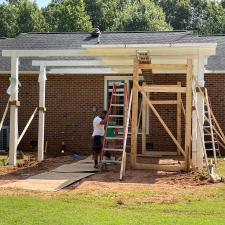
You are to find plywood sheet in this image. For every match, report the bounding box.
[1,156,96,191]
[1,172,94,191]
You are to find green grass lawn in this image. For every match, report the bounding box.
[0,158,224,225]
[0,186,224,225]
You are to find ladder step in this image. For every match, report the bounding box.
[205,141,212,143]
[204,126,210,128]
[111,104,124,107]
[109,115,124,118]
[113,94,124,97]
[109,88,124,92]
[106,137,124,140]
[206,148,219,151]
[103,148,123,152]
[102,160,121,165]
[108,125,124,128]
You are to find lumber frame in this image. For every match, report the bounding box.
[134,80,186,157]
[142,85,186,93]
[135,162,185,172]
[142,83,147,154]
[177,82,182,155]
[138,63,187,70]
[131,60,195,171]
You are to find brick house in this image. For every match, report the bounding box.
[0,31,224,164]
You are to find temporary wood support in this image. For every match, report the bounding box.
[38,66,47,162]
[0,98,10,132]
[134,80,186,158]
[177,82,182,155]
[8,55,19,166]
[151,100,178,105]
[17,107,38,145]
[131,59,139,168]
[142,84,147,154]
[142,85,186,93]
[184,59,193,171]
[138,64,187,70]
[135,162,186,172]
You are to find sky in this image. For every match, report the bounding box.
[0,0,51,8]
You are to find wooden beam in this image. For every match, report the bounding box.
[151,100,178,105]
[134,80,186,158]
[142,84,147,154]
[135,162,185,172]
[131,59,139,168]
[138,64,187,70]
[184,58,193,171]
[177,82,182,156]
[142,85,186,93]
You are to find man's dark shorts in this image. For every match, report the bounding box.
[93,135,103,153]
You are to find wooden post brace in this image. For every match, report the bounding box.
[9,100,20,107]
[38,107,47,112]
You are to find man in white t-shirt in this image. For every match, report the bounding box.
[92,110,108,168]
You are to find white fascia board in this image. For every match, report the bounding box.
[49,68,133,74]
[85,48,216,57]
[32,59,133,67]
[82,43,217,48]
[2,49,85,57]
[0,71,39,74]
[205,70,225,74]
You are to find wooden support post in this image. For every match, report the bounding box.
[177,82,182,155]
[131,58,139,168]
[185,59,193,171]
[8,55,19,166]
[38,66,47,162]
[142,83,147,154]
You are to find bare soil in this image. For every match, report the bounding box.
[0,154,211,198]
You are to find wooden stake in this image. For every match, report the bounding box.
[177,82,182,155]
[131,59,139,168]
[184,58,193,171]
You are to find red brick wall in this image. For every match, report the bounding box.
[0,74,104,155]
[0,73,224,155]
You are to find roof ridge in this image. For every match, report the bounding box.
[26,30,192,35]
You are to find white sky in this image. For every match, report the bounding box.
[0,0,51,8]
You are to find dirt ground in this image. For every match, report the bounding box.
[0,155,212,196]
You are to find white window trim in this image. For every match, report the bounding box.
[104,76,149,134]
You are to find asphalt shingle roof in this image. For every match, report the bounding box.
[0,31,224,72]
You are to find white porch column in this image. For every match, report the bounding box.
[192,56,204,169]
[8,55,19,166]
[38,66,47,161]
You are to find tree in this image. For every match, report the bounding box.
[155,0,192,30]
[200,2,225,34]
[16,0,48,33]
[85,0,118,31]
[112,0,171,31]
[0,3,18,37]
[43,0,92,32]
